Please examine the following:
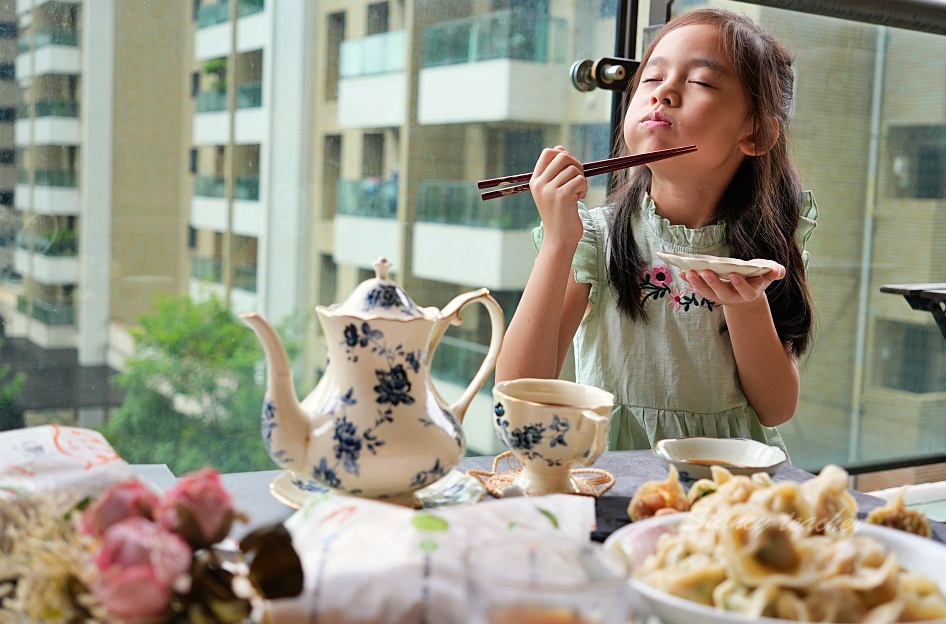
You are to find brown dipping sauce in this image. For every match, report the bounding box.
[687,458,749,468]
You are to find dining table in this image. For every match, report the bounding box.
[880,282,946,341]
[137,449,946,543]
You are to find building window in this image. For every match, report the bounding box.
[888,125,946,199]
[325,12,345,101]
[0,108,14,122]
[188,226,196,249]
[0,150,14,165]
[366,2,389,35]
[0,23,16,39]
[874,319,946,393]
[191,72,200,97]
[189,149,198,174]
[0,65,13,81]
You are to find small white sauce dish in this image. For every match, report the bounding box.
[653,436,788,481]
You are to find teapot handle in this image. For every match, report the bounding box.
[431,288,505,423]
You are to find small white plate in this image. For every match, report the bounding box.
[656,251,779,278]
[653,437,787,481]
[604,513,946,624]
[269,469,486,509]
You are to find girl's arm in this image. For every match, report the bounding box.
[496,147,590,381]
[684,269,799,427]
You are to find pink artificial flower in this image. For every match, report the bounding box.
[81,480,160,538]
[650,265,673,287]
[156,467,235,548]
[94,517,192,624]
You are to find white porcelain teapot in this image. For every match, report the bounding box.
[242,258,505,505]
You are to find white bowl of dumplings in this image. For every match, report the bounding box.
[607,465,946,624]
[653,437,787,481]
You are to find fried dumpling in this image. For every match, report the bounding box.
[865,491,932,538]
[628,464,689,521]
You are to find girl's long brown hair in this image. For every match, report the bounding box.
[607,8,814,357]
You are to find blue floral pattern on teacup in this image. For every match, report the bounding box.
[494,402,572,468]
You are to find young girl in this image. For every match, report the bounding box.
[495,8,817,452]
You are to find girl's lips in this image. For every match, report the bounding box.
[641,119,672,129]
[641,112,672,129]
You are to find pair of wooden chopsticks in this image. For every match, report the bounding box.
[476,145,697,201]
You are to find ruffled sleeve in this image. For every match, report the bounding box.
[531,203,604,307]
[796,190,818,269]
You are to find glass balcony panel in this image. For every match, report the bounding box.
[17,229,77,255]
[34,169,77,187]
[340,30,405,78]
[236,82,262,109]
[234,176,259,200]
[34,99,79,118]
[422,12,566,68]
[197,1,230,28]
[195,174,225,198]
[336,178,398,218]
[17,169,29,184]
[33,29,78,48]
[32,298,76,326]
[417,181,538,229]
[196,90,227,113]
[192,256,223,283]
[17,103,30,118]
[233,263,257,292]
[238,0,263,18]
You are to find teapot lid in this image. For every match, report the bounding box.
[328,257,429,319]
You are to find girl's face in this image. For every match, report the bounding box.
[624,23,758,179]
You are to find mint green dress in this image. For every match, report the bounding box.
[533,192,817,451]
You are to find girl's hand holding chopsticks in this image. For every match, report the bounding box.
[530,146,588,249]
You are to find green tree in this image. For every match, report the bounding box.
[103,294,301,475]
[0,339,25,431]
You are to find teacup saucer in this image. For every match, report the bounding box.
[269,469,486,510]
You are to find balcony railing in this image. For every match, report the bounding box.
[340,30,406,78]
[35,99,79,118]
[18,296,76,325]
[236,82,262,109]
[17,36,29,53]
[238,0,263,18]
[34,29,78,48]
[196,90,227,113]
[192,256,223,283]
[233,263,257,292]
[34,169,77,187]
[195,175,225,198]
[417,180,538,229]
[16,229,77,255]
[422,11,566,68]
[235,176,258,200]
[430,334,494,390]
[197,1,230,28]
[336,178,398,218]
[17,169,28,184]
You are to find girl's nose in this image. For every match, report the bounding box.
[650,83,678,107]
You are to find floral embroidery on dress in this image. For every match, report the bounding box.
[640,264,717,312]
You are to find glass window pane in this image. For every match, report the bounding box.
[669,0,946,474]
[0,0,619,472]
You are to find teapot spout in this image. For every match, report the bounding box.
[241,312,310,471]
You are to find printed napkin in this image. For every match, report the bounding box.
[0,425,136,504]
[264,492,597,624]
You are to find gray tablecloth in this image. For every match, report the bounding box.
[166,450,946,542]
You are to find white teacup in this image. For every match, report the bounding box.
[492,379,614,495]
